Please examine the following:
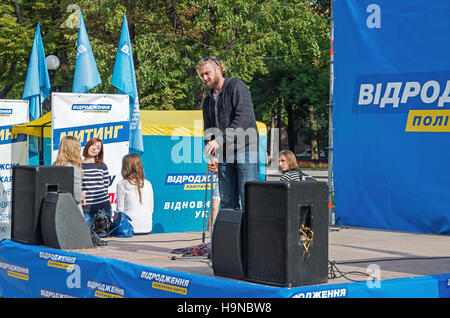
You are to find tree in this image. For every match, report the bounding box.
[251,2,330,158]
[0,0,84,98]
[0,0,33,99]
[0,0,330,147]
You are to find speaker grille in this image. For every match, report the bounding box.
[245,183,288,284]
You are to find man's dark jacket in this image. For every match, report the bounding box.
[202,77,259,158]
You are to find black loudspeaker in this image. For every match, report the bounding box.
[211,209,245,280]
[40,192,94,249]
[244,181,328,287]
[11,165,74,245]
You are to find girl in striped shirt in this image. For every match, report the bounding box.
[279,150,315,182]
[81,138,112,227]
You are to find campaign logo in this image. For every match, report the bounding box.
[72,104,112,112]
[165,173,217,191]
[292,287,347,298]
[140,270,190,296]
[354,71,450,113]
[76,44,87,57]
[0,108,13,117]
[87,280,125,298]
[353,71,450,132]
[39,251,77,271]
[120,44,130,56]
[0,260,29,281]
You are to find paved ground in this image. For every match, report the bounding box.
[70,226,450,287]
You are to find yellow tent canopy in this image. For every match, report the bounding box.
[12,110,266,138]
[140,110,267,137]
[11,111,52,138]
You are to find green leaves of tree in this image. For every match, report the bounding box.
[1,0,330,152]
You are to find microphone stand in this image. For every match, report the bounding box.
[171,157,214,261]
[202,164,209,243]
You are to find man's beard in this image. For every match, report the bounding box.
[205,75,220,91]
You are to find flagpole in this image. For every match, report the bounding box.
[38,94,44,165]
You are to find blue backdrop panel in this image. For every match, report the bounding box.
[333,0,450,234]
[141,135,267,234]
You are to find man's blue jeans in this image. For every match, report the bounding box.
[217,151,258,211]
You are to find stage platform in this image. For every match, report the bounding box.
[0,226,449,298]
[74,226,450,284]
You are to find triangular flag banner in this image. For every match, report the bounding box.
[111,14,144,155]
[22,23,51,159]
[22,23,50,121]
[73,12,101,93]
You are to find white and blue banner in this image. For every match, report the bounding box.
[333,0,450,234]
[51,93,130,211]
[0,100,29,240]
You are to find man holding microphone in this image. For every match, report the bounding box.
[196,56,259,212]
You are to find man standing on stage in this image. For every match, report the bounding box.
[196,56,259,211]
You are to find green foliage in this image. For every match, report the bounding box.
[0,2,33,98]
[250,1,330,151]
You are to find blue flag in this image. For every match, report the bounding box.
[22,23,51,121]
[73,12,101,93]
[22,23,51,161]
[111,14,144,155]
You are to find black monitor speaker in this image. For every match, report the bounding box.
[11,165,74,245]
[40,192,94,249]
[244,181,328,287]
[211,209,245,280]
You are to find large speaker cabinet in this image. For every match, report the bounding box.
[244,181,328,287]
[11,165,74,245]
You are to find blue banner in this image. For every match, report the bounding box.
[141,135,266,234]
[0,125,27,145]
[141,135,224,233]
[52,121,130,150]
[333,0,450,234]
[0,239,448,298]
